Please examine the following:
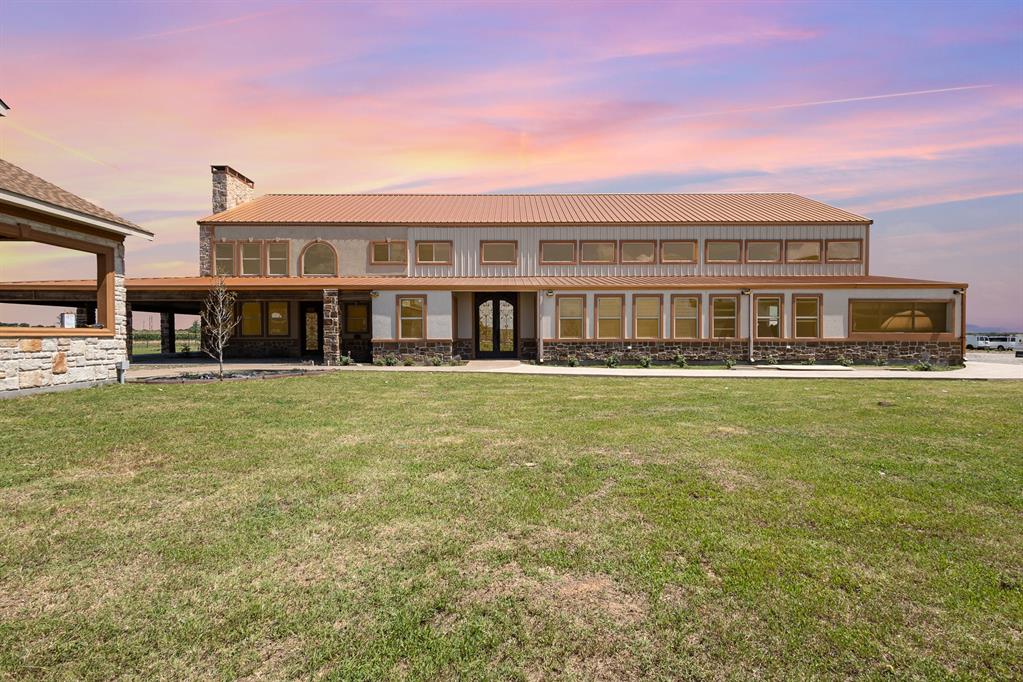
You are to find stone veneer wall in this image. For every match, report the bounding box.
[322,289,341,365]
[373,340,454,363]
[198,224,213,276]
[452,338,473,360]
[2,264,129,394]
[223,337,301,359]
[540,339,962,365]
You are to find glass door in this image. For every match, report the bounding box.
[475,293,517,358]
[300,302,323,359]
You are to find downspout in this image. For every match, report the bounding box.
[741,288,753,363]
[536,289,544,363]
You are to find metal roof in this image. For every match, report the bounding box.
[0,158,152,236]
[0,275,964,293]
[199,193,870,226]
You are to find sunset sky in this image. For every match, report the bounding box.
[1,0,1021,329]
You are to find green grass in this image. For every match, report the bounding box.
[1,374,1021,680]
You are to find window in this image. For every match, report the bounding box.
[755,296,782,338]
[672,296,699,338]
[480,241,516,264]
[633,295,661,338]
[540,241,576,264]
[557,296,584,339]
[850,300,950,333]
[826,240,862,262]
[580,241,616,264]
[267,242,289,276]
[661,240,696,263]
[793,296,820,338]
[240,242,262,276]
[786,241,821,263]
[398,297,425,339]
[240,301,262,336]
[711,296,738,338]
[706,241,741,263]
[301,242,337,276]
[416,241,452,265]
[347,303,368,333]
[595,295,623,339]
[746,241,781,263]
[621,241,656,264]
[372,240,407,264]
[267,302,289,336]
[214,242,235,276]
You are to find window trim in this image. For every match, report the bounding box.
[579,240,618,264]
[784,239,823,264]
[670,294,701,339]
[414,240,453,265]
[299,240,339,277]
[539,240,577,265]
[792,294,822,339]
[709,294,740,339]
[239,240,264,277]
[370,239,408,265]
[705,240,743,264]
[753,294,784,340]
[555,294,586,339]
[847,298,954,338]
[594,294,625,340]
[479,240,518,265]
[396,295,427,340]
[825,239,864,264]
[265,240,291,276]
[213,240,237,276]
[745,240,783,264]
[660,240,697,264]
[345,301,370,334]
[632,294,663,339]
[620,240,658,264]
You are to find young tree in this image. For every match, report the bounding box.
[200,276,239,380]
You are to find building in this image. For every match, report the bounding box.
[0,158,153,394]
[1,165,967,367]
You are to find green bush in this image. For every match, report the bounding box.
[913,360,933,372]
[372,357,385,366]
[874,356,888,366]
[672,352,688,368]
[384,355,399,367]
[765,355,779,365]
[801,355,817,366]
[638,356,652,368]
[402,358,415,366]
[836,355,853,367]
[605,354,620,369]
[567,355,580,367]
[338,353,353,366]
[430,356,444,366]
[724,357,736,369]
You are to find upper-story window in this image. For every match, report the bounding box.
[661,240,696,263]
[540,241,576,264]
[266,242,289,276]
[621,241,656,264]
[214,242,235,276]
[746,240,782,263]
[301,242,337,276]
[786,240,822,263]
[580,241,616,264]
[372,240,407,265]
[826,240,862,263]
[240,242,262,276]
[706,240,741,263]
[416,241,452,265]
[480,241,517,264]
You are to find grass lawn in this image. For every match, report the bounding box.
[1,374,1021,680]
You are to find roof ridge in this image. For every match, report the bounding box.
[260,192,808,197]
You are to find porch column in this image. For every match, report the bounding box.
[125,303,133,357]
[536,290,544,362]
[323,289,341,365]
[160,312,176,355]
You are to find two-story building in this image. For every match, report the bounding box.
[186,166,965,366]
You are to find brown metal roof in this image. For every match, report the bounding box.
[199,193,870,226]
[0,158,151,235]
[0,275,964,293]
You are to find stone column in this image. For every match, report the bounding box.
[322,289,341,365]
[125,303,133,357]
[160,312,176,355]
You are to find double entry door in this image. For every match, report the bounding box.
[474,293,517,359]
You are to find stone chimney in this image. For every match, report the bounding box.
[200,165,255,275]
[211,165,254,214]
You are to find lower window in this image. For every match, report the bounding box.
[240,302,263,336]
[595,296,623,339]
[711,296,738,338]
[755,296,782,338]
[633,295,661,338]
[672,296,699,338]
[557,296,584,339]
[398,297,425,339]
[850,300,950,333]
[267,302,289,336]
[347,303,368,333]
[793,296,820,338]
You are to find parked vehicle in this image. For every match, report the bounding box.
[966,333,1020,350]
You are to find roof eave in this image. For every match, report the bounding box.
[0,189,154,240]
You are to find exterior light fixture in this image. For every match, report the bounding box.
[370,290,380,298]
[545,290,554,297]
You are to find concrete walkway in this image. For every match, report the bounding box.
[126,356,1023,381]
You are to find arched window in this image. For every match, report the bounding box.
[301,242,337,276]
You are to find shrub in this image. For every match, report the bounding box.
[384,355,399,366]
[181,344,191,353]
[913,360,933,372]
[801,355,817,366]
[873,356,888,366]
[567,355,580,367]
[836,355,853,367]
[430,356,444,366]
[724,357,736,369]
[402,357,415,366]
[338,353,353,366]
[765,355,779,365]
[604,354,620,368]
[372,357,385,366]
[638,355,652,368]
[672,352,688,368]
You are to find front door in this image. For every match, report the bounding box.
[300,302,323,360]
[475,293,517,358]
